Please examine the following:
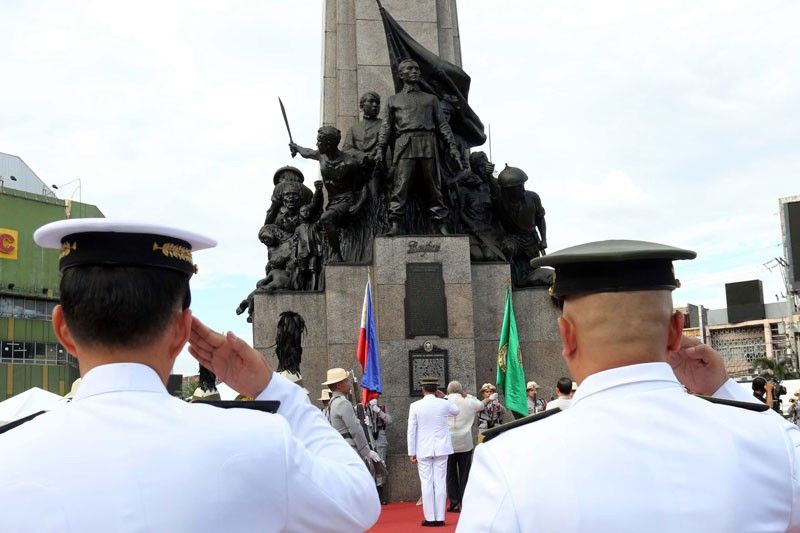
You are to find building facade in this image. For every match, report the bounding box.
[680,301,799,379]
[0,157,102,400]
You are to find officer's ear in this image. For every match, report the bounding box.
[558,315,577,361]
[52,305,79,357]
[167,308,193,359]
[666,311,684,353]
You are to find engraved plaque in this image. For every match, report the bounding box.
[405,262,448,338]
[408,344,449,397]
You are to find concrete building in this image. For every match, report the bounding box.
[680,197,800,380]
[0,153,103,400]
[679,299,799,379]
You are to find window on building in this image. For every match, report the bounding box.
[0,296,57,320]
[0,339,74,366]
[23,299,36,319]
[0,297,12,316]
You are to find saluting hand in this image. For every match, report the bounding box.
[188,316,273,399]
[667,335,727,396]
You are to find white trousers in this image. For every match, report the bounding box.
[417,455,448,522]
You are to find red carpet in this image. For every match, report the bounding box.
[369,502,459,532]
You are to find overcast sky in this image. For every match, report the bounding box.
[1,1,797,375]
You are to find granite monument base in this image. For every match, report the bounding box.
[252,235,566,502]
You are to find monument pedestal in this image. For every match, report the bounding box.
[253,235,567,502]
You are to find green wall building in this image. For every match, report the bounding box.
[0,154,103,400]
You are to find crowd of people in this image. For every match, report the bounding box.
[0,219,798,533]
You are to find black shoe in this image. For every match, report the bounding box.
[435,521,446,527]
[421,520,435,527]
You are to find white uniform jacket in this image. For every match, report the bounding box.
[0,363,380,532]
[545,396,571,411]
[408,394,460,459]
[458,362,800,533]
[447,393,484,453]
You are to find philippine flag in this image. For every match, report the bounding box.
[356,279,383,405]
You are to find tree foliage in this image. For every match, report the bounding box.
[751,357,800,380]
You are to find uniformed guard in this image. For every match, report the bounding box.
[525,380,547,414]
[318,388,332,409]
[322,368,381,465]
[458,239,800,533]
[365,395,393,504]
[0,219,379,532]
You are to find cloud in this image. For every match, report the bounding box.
[2,0,798,328]
[566,170,656,215]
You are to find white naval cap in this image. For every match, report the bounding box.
[34,219,216,277]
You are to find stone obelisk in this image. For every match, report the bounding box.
[321,0,462,135]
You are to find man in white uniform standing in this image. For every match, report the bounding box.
[459,239,800,533]
[408,378,460,527]
[0,219,380,533]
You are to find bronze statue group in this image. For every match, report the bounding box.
[237,59,551,321]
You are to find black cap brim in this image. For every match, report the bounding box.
[530,240,696,298]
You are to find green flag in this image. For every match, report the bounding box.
[496,287,527,418]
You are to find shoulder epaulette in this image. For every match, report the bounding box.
[695,395,770,412]
[480,408,561,444]
[0,410,46,435]
[193,400,280,414]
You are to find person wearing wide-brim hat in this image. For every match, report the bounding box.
[459,239,800,532]
[0,219,379,532]
[322,368,375,465]
[526,380,546,414]
[477,382,505,432]
[318,388,332,408]
[407,377,460,527]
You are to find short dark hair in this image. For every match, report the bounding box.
[557,377,572,394]
[752,377,767,392]
[359,91,380,107]
[60,265,189,349]
[422,383,439,394]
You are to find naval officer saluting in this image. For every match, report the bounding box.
[458,240,800,533]
[408,377,460,527]
[0,219,380,532]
